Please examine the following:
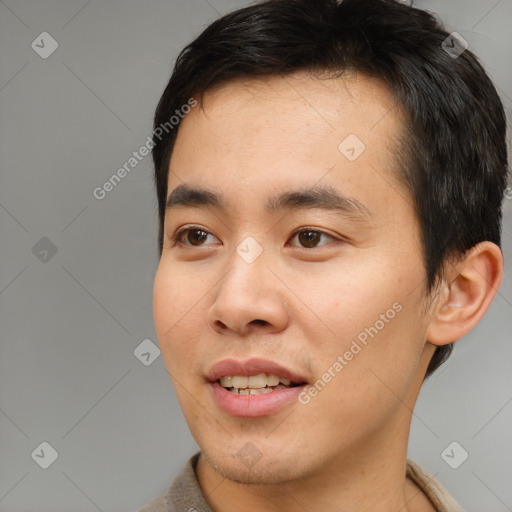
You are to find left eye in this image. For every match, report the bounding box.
[289,229,336,248]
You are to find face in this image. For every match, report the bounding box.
[153,72,435,484]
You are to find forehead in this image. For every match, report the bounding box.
[167,71,407,214]
[190,70,400,133]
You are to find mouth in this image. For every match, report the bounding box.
[218,373,305,395]
[206,358,309,417]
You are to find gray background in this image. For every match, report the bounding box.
[0,0,510,510]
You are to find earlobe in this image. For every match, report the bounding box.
[426,241,503,346]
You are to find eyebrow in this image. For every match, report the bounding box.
[165,183,373,220]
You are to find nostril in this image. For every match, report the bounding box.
[213,320,228,330]
[251,319,268,326]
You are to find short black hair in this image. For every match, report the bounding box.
[152,0,509,376]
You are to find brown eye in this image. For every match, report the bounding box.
[172,227,219,247]
[186,229,209,246]
[298,230,321,248]
[290,229,337,248]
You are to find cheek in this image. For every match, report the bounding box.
[153,262,203,369]
[307,255,427,382]
[301,258,403,338]
[153,263,176,336]
[153,260,205,327]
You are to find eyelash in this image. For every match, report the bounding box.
[170,225,340,249]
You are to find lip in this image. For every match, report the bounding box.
[206,357,308,384]
[209,382,306,417]
[206,358,308,418]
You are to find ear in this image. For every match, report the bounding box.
[426,241,503,346]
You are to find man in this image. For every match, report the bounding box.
[140,0,508,510]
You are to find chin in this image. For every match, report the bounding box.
[200,444,306,485]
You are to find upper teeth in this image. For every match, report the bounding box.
[219,374,291,389]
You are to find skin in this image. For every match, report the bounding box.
[153,71,502,512]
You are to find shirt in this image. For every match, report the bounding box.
[137,453,464,512]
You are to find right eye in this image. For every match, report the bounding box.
[172,227,221,247]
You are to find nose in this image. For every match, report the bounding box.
[206,248,289,337]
